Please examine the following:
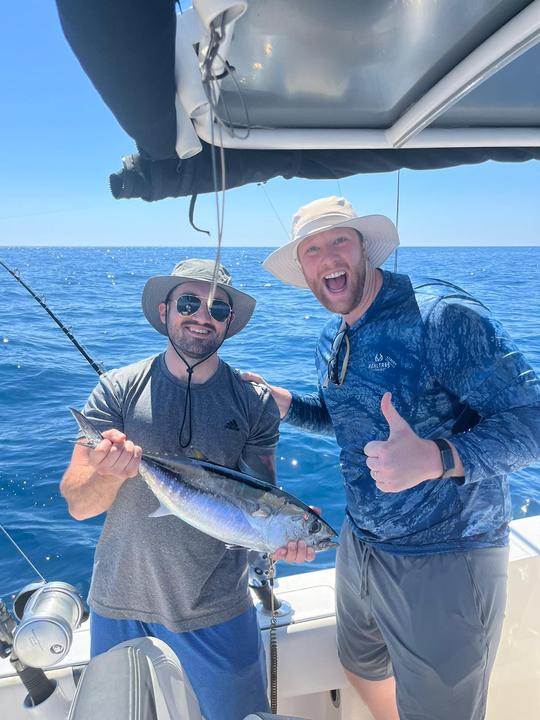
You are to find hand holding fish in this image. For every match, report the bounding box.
[364,392,451,493]
[272,506,321,563]
[272,540,314,563]
[87,429,143,482]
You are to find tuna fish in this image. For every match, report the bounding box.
[70,408,338,554]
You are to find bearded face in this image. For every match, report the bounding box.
[298,227,366,316]
[159,281,231,361]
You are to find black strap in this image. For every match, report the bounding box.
[188,194,210,237]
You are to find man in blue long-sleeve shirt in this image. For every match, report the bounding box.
[245,196,540,720]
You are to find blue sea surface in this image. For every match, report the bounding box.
[0,246,539,602]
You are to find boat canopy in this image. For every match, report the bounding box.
[56,0,540,200]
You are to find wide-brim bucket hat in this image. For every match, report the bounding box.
[142,259,256,338]
[263,196,399,288]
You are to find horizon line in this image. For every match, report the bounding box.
[1,244,539,249]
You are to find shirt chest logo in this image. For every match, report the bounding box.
[368,353,397,371]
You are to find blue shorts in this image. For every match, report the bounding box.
[90,607,269,720]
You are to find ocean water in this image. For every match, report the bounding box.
[0,246,539,602]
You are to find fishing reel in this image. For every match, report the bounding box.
[0,581,87,713]
[12,581,88,668]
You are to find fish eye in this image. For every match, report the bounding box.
[309,519,322,534]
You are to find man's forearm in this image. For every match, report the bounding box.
[285,391,335,436]
[60,464,125,520]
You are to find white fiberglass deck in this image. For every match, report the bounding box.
[1,516,539,719]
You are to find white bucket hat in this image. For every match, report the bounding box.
[263,196,399,288]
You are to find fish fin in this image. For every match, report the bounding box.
[225,544,246,550]
[148,503,173,518]
[69,408,103,446]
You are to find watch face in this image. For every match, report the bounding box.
[441,447,454,473]
[434,439,454,476]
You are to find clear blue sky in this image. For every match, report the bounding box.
[1,2,538,247]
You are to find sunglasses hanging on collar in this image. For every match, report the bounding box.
[324,321,350,388]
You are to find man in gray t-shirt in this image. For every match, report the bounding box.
[61,259,313,720]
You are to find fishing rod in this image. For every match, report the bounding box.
[0,259,102,589]
[0,258,103,376]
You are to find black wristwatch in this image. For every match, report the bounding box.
[433,438,455,479]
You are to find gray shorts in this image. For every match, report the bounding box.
[336,520,508,720]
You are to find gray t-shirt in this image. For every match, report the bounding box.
[83,354,280,632]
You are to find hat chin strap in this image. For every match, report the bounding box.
[164,307,232,448]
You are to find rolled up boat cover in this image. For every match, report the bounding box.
[110,146,540,201]
[56,0,540,199]
[55,0,178,160]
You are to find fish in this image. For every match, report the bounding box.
[70,408,338,554]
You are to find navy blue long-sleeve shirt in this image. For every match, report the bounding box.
[286,271,540,554]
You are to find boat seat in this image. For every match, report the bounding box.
[67,645,158,720]
[68,637,202,720]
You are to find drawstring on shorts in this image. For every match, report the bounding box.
[359,542,373,599]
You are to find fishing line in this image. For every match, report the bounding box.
[0,259,103,376]
[393,169,401,273]
[199,18,252,305]
[258,182,289,240]
[200,23,228,307]
[210,112,228,308]
[257,183,289,240]
[0,524,47,583]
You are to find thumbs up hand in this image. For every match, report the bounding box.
[364,392,442,493]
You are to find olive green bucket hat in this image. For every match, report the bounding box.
[141,259,256,338]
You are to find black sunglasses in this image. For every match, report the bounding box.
[325,322,350,387]
[175,294,232,323]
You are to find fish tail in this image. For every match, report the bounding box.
[69,407,103,447]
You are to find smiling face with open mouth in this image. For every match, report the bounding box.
[159,280,231,360]
[298,227,367,318]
